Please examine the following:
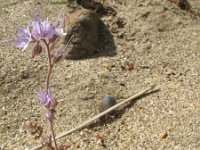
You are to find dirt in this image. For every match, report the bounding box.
[0,0,200,149]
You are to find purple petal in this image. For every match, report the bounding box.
[38,90,48,105]
[15,28,32,51]
[31,19,42,40]
[31,18,55,40]
[55,28,67,37]
[54,17,67,36]
[38,89,57,109]
[38,90,51,107]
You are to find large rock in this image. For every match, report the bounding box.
[64,9,100,59]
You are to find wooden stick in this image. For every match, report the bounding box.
[31,84,156,150]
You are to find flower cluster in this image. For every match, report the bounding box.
[16,16,67,61]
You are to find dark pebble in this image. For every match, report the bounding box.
[102,96,117,110]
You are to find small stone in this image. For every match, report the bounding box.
[102,63,111,70]
[58,143,71,150]
[139,64,151,69]
[119,82,125,86]
[159,131,168,139]
[117,32,124,38]
[0,124,6,133]
[125,62,135,71]
[75,142,80,148]
[82,93,95,100]
[103,15,114,22]
[102,96,117,111]
[20,70,29,79]
[166,69,177,76]
[83,128,89,133]
[96,135,104,145]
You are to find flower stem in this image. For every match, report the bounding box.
[49,120,58,150]
[44,40,58,150]
[44,40,53,93]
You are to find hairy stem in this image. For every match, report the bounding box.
[44,40,53,93]
[44,40,58,150]
[49,120,58,150]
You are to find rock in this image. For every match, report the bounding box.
[64,9,100,59]
[169,0,191,11]
[102,95,117,111]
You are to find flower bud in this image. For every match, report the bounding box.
[50,98,58,110]
[38,88,58,109]
[53,50,64,64]
[31,43,42,58]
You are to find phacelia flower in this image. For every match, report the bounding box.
[15,16,67,51]
[38,89,58,109]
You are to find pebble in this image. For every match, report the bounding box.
[159,131,168,139]
[102,96,117,110]
[166,69,177,76]
[96,135,104,145]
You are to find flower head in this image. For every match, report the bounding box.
[15,16,67,51]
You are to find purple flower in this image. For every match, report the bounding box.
[15,28,32,51]
[38,89,58,109]
[15,16,67,51]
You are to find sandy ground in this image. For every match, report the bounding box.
[1,0,200,149]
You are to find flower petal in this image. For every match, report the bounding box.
[15,28,32,51]
[38,89,57,109]
[31,18,42,40]
[38,90,48,105]
[55,28,67,36]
